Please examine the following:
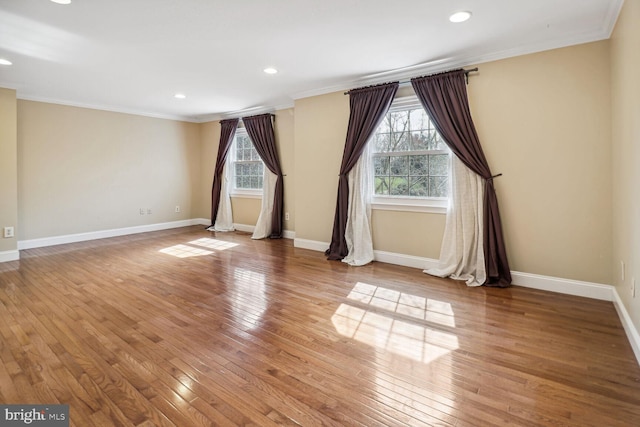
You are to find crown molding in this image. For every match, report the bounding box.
[17,94,202,123]
[291,24,615,101]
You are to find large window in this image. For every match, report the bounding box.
[230,128,264,195]
[371,97,450,211]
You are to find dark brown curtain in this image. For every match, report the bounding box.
[210,118,239,228]
[411,69,511,287]
[325,82,399,260]
[243,113,284,239]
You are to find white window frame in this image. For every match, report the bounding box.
[229,128,264,199]
[370,95,450,214]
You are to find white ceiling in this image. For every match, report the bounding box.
[0,0,623,122]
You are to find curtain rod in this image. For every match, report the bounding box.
[344,67,479,95]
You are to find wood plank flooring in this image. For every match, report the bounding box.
[0,226,639,426]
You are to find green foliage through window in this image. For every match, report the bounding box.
[373,106,449,198]
[232,131,264,190]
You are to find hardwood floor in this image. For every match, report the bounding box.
[1,226,639,426]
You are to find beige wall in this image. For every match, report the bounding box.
[469,41,612,284]
[17,101,201,240]
[275,108,296,233]
[291,41,612,284]
[611,0,640,332]
[194,120,220,220]
[293,92,349,242]
[0,88,18,254]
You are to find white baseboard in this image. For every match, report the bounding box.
[17,219,204,250]
[192,218,211,226]
[373,250,438,270]
[15,219,293,253]
[233,223,255,233]
[233,224,295,239]
[294,238,329,252]
[510,271,614,301]
[0,249,20,263]
[612,288,640,366]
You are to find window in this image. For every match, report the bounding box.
[371,96,450,213]
[230,128,264,197]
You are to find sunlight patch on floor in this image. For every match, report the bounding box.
[332,282,458,364]
[347,282,455,327]
[159,238,238,258]
[159,244,213,258]
[188,238,239,251]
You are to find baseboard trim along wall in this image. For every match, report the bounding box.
[17,219,203,250]
[293,237,640,366]
[16,219,296,252]
[0,249,20,263]
[10,225,639,366]
[613,288,640,365]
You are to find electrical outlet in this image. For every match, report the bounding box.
[3,227,14,238]
[175,205,181,213]
[147,208,152,215]
[139,208,145,215]
[285,212,290,221]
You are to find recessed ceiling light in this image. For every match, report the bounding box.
[51,0,72,4]
[263,67,278,75]
[0,58,12,66]
[449,11,472,23]
[174,93,186,99]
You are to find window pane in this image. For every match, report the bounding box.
[251,148,261,161]
[250,176,259,188]
[374,156,390,175]
[409,155,428,176]
[409,109,428,131]
[409,176,428,197]
[235,176,243,188]
[389,156,408,175]
[370,104,450,200]
[389,131,409,151]
[390,111,409,132]
[432,134,447,150]
[410,131,430,151]
[257,175,263,188]
[389,176,408,196]
[429,154,449,176]
[374,133,391,152]
[429,177,448,197]
[375,177,389,195]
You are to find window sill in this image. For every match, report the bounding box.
[371,197,447,214]
[230,190,263,199]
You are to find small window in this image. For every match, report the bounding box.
[230,128,264,197]
[371,96,450,213]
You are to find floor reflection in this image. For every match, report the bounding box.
[332,282,458,364]
[230,268,267,330]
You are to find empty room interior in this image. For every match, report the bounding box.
[1,0,640,426]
